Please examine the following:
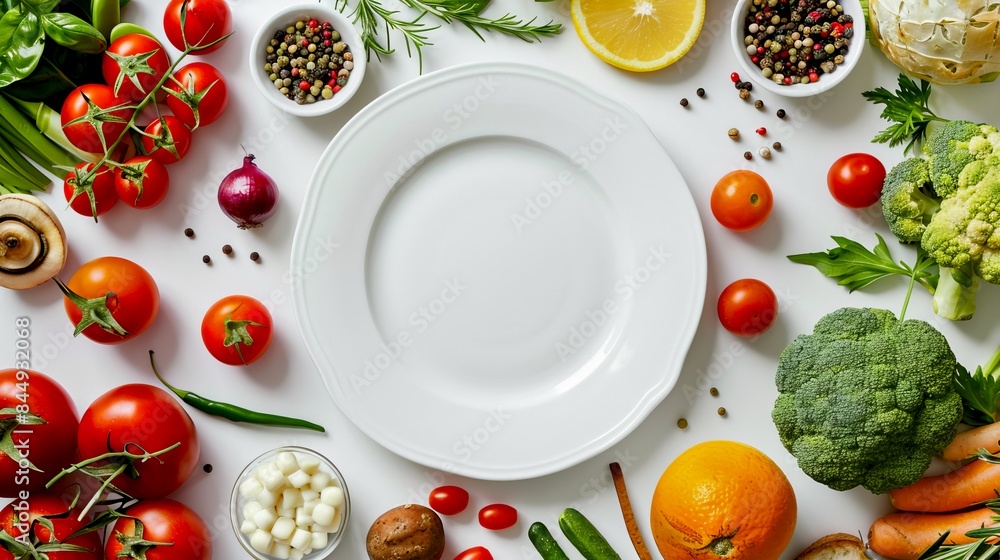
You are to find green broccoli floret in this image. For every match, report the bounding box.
[923,120,1000,198]
[881,158,939,243]
[772,307,962,494]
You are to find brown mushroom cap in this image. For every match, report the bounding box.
[0,194,67,290]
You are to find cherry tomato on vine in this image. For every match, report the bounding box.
[163,0,232,54]
[164,62,229,128]
[0,493,103,559]
[454,547,493,560]
[78,385,199,499]
[827,153,887,208]
[710,170,773,231]
[142,116,192,164]
[61,256,159,343]
[115,156,170,209]
[479,504,517,530]
[60,84,133,154]
[102,33,171,102]
[201,295,273,365]
[0,370,78,497]
[429,485,470,516]
[64,163,118,219]
[718,278,778,336]
[104,499,211,560]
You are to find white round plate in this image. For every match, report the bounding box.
[292,62,707,480]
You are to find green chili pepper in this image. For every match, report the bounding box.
[149,351,326,433]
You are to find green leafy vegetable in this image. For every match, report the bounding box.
[787,234,938,293]
[40,12,106,52]
[953,346,1000,426]
[862,73,946,155]
[0,7,45,88]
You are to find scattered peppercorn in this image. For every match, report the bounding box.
[776,108,787,118]
[743,151,753,160]
[696,87,705,97]
[772,141,783,150]
[718,407,727,416]
[710,387,719,396]
[739,89,751,100]
[202,255,211,264]
[203,464,213,473]
[680,97,689,107]
[184,228,194,238]
[759,146,772,159]
[756,127,767,135]
[730,72,741,82]
[728,127,740,140]
[250,252,260,262]
[754,99,764,109]
[222,244,233,255]
[677,418,688,429]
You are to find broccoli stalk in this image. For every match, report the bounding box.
[932,267,980,321]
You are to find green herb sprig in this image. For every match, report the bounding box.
[787,234,938,293]
[915,500,1000,560]
[862,73,947,155]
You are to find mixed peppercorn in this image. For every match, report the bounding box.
[743,0,854,85]
[264,17,354,104]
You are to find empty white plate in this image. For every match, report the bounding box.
[291,62,707,480]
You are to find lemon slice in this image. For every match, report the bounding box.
[571,0,706,72]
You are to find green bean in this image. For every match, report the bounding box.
[91,0,120,42]
[149,351,326,433]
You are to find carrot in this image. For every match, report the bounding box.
[942,422,1000,462]
[890,459,1000,512]
[868,507,998,560]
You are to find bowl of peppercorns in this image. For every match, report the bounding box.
[249,3,366,117]
[730,0,865,97]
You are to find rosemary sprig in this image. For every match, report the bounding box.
[340,0,437,71]
[400,0,562,42]
[862,73,947,155]
[915,499,1000,559]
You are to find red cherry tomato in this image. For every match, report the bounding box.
[114,155,170,208]
[478,503,517,530]
[64,162,118,219]
[141,116,192,164]
[62,256,159,344]
[163,0,232,54]
[718,278,778,336]
[827,152,887,208]
[164,62,229,128]
[60,84,133,154]
[710,170,773,231]
[0,493,102,559]
[104,499,211,560]
[454,547,493,560]
[428,485,470,516]
[200,295,273,365]
[102,33,170,102]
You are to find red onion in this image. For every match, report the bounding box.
[218,154,278,229]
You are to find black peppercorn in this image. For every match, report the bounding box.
[202,255,211,264]
[184,228,194,238]
[696,87,705,97]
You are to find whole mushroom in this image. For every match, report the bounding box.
[0,194,67,290]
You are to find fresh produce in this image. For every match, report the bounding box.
[793,534,865,560]
[609,462,653,560]
[570,0,704,71]
[63,162,118,218]
[942,422,1000,461]
[559,507,620,560]
[479,504,517,531]
[74,384,199,499]
[366,504,445,560]
[0,369,78,496]
[0,194,67,289]
[114,156,170,208]
[710,170,773,231]
[0,493,103,559]
[529,522,571,560]
[888,459,1000,512]
[150,351,325,432]
[163,0,233,55]
[868,0,1000,84]
[264,17,355,105]
[454,547,493,560]
[56,256,159,343]
[200,295,273,365]
[104,499,212,560]
[717,278,778,336]
[164,62,228,128]
[59,83,133,154]
[428,485,469,516]
[772,307,962,493]
[953,346,1000,427]
[218,154,279,229]
[110,22,157,43]
[868,505,998,560]
[649,440,795,560]
[237,449,346,558]
[101,33,170,102]
[141,115,192,164]
[827,153,887,208]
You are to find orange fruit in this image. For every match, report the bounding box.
[571,0,705,72]
[650,440,797,560]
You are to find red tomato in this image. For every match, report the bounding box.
[200,295,273,365]
[64,163,118,219]
[62,256,159,344]
[429,485,470,516]
[141,116,192,164]
[104,499,211,560]
[115,156,170,208]
[164,62,229,128]
[478,504,517,530]
[718,279,778,336]
[78,385,199,499]
[60,84,134,154]
[0,493,103,560]
[827,153,887,208]
[710,170,774,231]
[0,370,78,497]
[102,34,171,102]
[454,547,493,560]
[163,0,232,54]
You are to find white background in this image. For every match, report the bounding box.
[3,0,1000,558]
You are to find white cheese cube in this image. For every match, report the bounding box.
[320,486,344,507]
[256,490,278,509]
[261,469,288,492]
[281,488,304,509]
[240,520,257,535]
[297,454,321,475]
[311,531,329,549]
[277,508,295,518]
[300,489,319,503]
[287,469,311,488]
[311,503,336,527]
[295,508,313,528]
[271,541,291,559]
[328,509,342,532]
[271,517,296,541]
[250,529,272,554]
[239,477,264,499]
[289,550,305,560]
[275,452,299,475]
[290,527,312,550]
[309,472,332,491]
[252,508,278,532]
[303,499,319,513]
[242,501,263,520]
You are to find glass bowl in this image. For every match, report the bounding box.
[230,446,351,560]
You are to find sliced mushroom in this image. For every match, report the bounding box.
[0,194,67,290]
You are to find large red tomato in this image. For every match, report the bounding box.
[164,62,228,128]
[104,499,211,560]
[77,385,199,499]
[61,257,159,344]
[0,369,78,497]
[102,34,171,102]
[0,493,103,560]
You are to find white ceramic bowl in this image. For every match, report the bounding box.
[730,0,865,97]
[230,446,351,560]
[248,3,366,117]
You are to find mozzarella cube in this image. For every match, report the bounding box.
[303,499,319,513]
[271,517,296,541]
[243,501,263,520]
[295,508,313,528]
[311,531,329,549]
[290,527,312,550]
[289,550,305,560]
[328,509,342,532]
[311,503,336,527]
[250,529,272,554]
[275,452,299,475]
[320,486,344,508]
[300,489,319,503]
[239,477,264,499]
[277,508,295,519]
[252,508,278,532]
[297,454,321,475]
[309,472,332,491]
[261,469,287,492]
[271,541,291,559]
[281,488,304,510]
[256,490,278,509]
[240,519,257,535]
[287,469,311,488]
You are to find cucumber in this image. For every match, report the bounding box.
[109,22,156,42]
[528,522,571,560]
[558,508,621,560]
